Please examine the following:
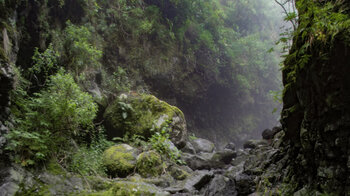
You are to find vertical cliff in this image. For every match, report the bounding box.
[281,0,350,194]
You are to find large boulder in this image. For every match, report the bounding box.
[183,149,236,170]
[136,151,163,178]
[103,93,187,148]
[190,138,215,153]
[102,144,139,177]
[165,170,214,194]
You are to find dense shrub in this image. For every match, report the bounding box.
[6,70,97,166]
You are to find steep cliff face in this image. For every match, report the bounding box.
[281,0,350,194]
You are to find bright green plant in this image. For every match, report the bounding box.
[6,70,97,166]
[67,129,113,176]
[29,44,59,84]
[149,125,184,165]
[64,21,102,75]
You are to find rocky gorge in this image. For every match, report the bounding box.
[0,94,286,195]
[1,0,350,195]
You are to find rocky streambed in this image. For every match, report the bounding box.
[0,93,287,196]
[0,128,286,196]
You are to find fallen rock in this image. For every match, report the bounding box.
[243,139,268,149]
[190,138,215,153]
[202,175,237,196]
[181,170,214,193]
[181,142,196,154]
[183,149,236,170]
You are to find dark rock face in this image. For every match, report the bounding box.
[261,126,282,140]
[280,1,350,194]
[0,63,14,160]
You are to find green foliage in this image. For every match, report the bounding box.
[29,44,60,84]
[63,21,102,75]
[67,130,113,176]
[149,126,184,165]
[101,67,131,94]
[6,70,97,166]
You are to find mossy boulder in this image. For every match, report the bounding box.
[136,151,163,178]
[94,181,170,196]
[102,144,139,178]
[169,165,190,180]
[103,93,187,147]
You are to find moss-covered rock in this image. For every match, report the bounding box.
[168,165,190,180]
[102,144,139,178]
[87,181,170,196]
[136,151,163,178]
[103,93,187,147]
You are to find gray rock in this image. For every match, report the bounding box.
[212,149,237,165]
[262,127,283,140]
[262,129,274,140]
[183,149,236,170]
[202,175,237,196]
[181,142,196,154]
[0,166,26,196]
[190,138,215,153]
[183,153,212,170]
[235,173,255,195]
[243,140,268,149]
[182,170,214,192]
[224,142,236,151]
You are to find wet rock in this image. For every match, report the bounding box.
[190,138,215,153]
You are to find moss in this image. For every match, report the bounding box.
[136,151,163,178]
[47,159,66,175]
[104,93,184,139]
[102,144,138,177]
[80,181,169,196]
[169,166,189,180]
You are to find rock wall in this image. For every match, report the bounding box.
[280,0,350,194]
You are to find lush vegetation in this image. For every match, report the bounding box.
[1,0,283,174]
